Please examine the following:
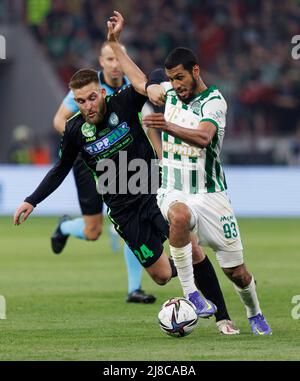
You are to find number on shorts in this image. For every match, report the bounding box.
[134,244,154,264]
[223,222,238,239]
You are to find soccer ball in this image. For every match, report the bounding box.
[158,297,198,337]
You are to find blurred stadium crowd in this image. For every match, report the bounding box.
[2,0,300,165]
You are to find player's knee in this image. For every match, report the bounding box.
[84,225,102,241]
[223,264,250,288]
[151,269,172,285]
[153,274,170,286]
[168,203,191,230]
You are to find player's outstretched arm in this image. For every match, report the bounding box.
[13,128,78,227]
[14,202,34,225]
[107,11,147,95]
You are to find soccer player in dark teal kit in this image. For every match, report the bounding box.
[52,41,156,304]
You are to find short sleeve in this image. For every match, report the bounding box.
[160,81,173,92]
[200,96,227,130]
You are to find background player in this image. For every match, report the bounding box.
[51,41,157,304]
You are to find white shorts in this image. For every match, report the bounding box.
[157,189,244,268]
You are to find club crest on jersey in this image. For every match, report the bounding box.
[81,122,96,138]
[191,101,201,115]
[108,112,119,127]
[84,122,130,155]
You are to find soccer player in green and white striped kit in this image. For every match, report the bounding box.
[143,48,272,335]
[106,10,271,334]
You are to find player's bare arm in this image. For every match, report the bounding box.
[107,11,165,105]
[53,103,74,134]
[143,113,217,148]
[107,11,147,96]
[146,84,166,107]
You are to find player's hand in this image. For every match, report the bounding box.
[14,202,34,225]
[147,84,166,107]
[142,113,167,130]
[107,11,124,42]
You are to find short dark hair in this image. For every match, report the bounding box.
[69,69,99,90]
[164,47,198,72]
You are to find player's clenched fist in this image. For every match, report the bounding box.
[14,202,34,225]
[147,84,166,107]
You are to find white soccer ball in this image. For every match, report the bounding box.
[158,297,198,337]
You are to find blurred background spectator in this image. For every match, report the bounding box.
[1,0,300,165]
[8,125,51,165]
[8,125,33,164]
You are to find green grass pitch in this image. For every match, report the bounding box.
[0,216,299,360]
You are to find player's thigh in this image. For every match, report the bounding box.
[112,199,167,269]
[122,222,166,268]
[196,192,244,265]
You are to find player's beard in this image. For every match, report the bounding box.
[176,77,198,104]
[86,111,102,124]
[86,103,106,124]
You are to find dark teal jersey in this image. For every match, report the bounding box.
[25,86,158,211]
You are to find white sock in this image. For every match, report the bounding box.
[169,243,197,297]
[233,277,262,318]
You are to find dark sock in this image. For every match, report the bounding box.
[168,257,178,278]
[193,256,230,322]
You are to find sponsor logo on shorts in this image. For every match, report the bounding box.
[220,215,235,222]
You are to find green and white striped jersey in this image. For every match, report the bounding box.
[161,82,228,194]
